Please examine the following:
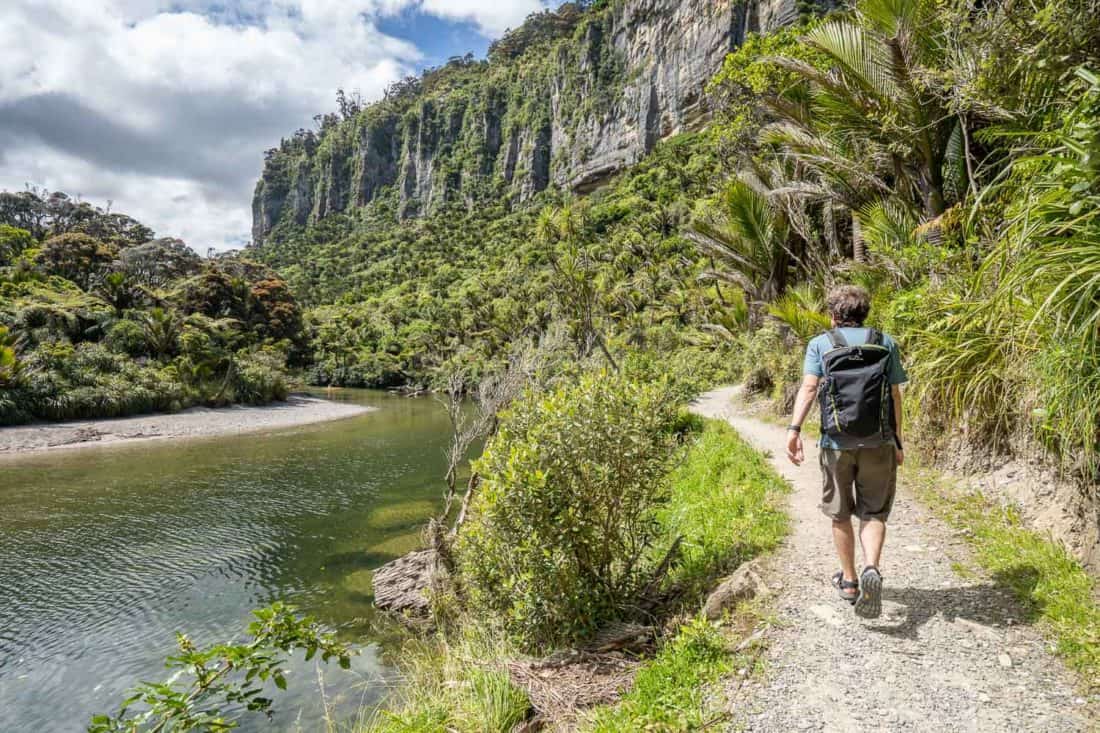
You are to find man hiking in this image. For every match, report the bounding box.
[785,285,908,619]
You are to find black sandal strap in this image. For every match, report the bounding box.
[832,571,859,590]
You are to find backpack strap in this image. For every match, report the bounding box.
[826,329,848,349]
[866,328,885,346]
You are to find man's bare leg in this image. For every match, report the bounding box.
[832,518,858,581]
[859,518,886,569]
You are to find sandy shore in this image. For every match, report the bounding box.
[0,395,373,456]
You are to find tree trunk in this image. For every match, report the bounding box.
[851,213,866,264]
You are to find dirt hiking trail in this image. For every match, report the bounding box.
[692,386,1093,733]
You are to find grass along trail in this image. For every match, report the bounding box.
[691,387,1094,732]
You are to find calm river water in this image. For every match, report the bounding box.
[0,390,454,731]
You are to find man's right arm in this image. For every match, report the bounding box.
[786,374,819,465]
[788,338,823,465]
[790,375,819,430]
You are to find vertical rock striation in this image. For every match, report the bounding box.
[251,0,809,244]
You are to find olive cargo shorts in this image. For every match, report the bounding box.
[819,444,897,522]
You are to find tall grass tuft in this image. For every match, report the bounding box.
[355,632,529,733]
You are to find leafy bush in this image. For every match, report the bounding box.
[730,323,803,410]
[0,325,20,387]
[104,319,149,356]
[456,371,682,649]
[0,224,34,266]
[90,603,353,732]
[233,347,290,404]
[34,232,117,289]
[618,344,741,404]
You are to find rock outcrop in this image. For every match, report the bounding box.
[371,548,436,615]
[252,0,815,244]
[703,557,772,620]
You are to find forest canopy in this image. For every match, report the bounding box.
[0,189,305,424]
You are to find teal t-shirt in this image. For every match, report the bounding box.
[803,328,908,449]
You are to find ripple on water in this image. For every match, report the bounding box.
[0,391,453,731]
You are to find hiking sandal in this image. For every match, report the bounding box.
[854,566,883,619]
[831,571,859,604]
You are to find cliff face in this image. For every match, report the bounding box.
[252,0,805,244]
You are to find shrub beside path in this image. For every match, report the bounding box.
[691,386,1094,733]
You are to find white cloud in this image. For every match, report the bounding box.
[417,0,545,36]
[3,143,256,253]
[0,0,544,252]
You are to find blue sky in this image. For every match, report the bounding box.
[379,10,492,68]
[0,0,547,251]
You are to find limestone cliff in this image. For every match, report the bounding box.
[251,0,809,244]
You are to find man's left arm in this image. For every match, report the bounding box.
[888,338,908,466]
[891,383,904,466]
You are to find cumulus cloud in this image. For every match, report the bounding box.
[416,0,545,35]
[0,0,545,251]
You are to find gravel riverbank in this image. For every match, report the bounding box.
[0,395,372,456]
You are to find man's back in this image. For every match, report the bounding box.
[802,327,908,450]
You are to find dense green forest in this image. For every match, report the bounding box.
[254,132,734,389]
[252,0,1100,479]
[85,0,1100,728]
[350,0,1100,722]
[0,190,305,424]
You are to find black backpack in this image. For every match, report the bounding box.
[818,329,895,441]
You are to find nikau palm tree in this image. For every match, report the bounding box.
[757,0,965,262]
[687,179,796,323]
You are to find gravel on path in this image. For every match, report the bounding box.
[692,386,1093,733]
[0,395,372,456]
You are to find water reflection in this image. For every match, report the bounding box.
[0,390,450,731]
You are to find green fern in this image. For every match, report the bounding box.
[766,284,831,340]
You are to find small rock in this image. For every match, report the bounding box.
[703,559,770,620]
[808,603,844,628]
[979,693,991,703]
[998,653,1013,668]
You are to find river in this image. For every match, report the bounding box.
[0,390,454,731]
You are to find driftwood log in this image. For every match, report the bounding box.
[584,621,656,653]
[506,650,638,725]
[372,549,437,614]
